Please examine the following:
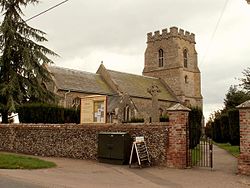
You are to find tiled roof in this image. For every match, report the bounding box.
[47,66,114,95]
[107,96,121,112]
[237,100,250,109]
[167,103,191,111]
[107,69,177,101]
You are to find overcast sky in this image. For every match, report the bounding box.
[20,0,250,122]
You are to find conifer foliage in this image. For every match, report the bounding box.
[241,68,250,92]
[0,0,57,123]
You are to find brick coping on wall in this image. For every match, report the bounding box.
[0,123,169,128]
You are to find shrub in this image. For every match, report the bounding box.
[160,115,169,122]
[189,107,203,149]
[64,108,80,124]
[228,109,240,146]
[128,118,144,123]
[213,116,222,143]
[18,103,80,124]
[220,114,230,143]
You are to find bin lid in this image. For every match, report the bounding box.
[99,132,128,135]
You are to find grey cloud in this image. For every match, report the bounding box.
[19,0,250,120]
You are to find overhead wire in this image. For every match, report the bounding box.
[25,0,69,22]
[200,0,230,65]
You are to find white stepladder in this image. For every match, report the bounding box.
[129,136,151,168]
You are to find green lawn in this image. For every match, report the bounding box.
[0,153,56,169]
[191,145,201,165]
[214,143,240,158]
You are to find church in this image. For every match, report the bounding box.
[45,26,203,123]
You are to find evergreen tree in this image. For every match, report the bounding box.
[0,0,57,123]
[241,67,250,92]
[224,85,250,110]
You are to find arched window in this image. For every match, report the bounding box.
[123,105,130,122]
[184,100,190,107]
[126,106,130,121]
[72,97,81,109]
[184,75,188,84]
[159,108,163,117]
[183,49,188,68]
[158,49,164,67]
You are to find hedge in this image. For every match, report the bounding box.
[18,103,80,124]
[206,109,240,146]
[189,107,203,149]
[228,109,239,146]
[220,114,230,143]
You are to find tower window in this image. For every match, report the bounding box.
[184,100,190,106]
[183,49,188,68]
[185,75,188,83]
[158,49,164,67]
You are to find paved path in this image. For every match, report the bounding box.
[0,175,43,188]
[0,145,250,188]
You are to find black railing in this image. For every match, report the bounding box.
[189,135,213,169]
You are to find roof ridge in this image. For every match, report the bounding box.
[107,69,159,80]
[49,65,99,76]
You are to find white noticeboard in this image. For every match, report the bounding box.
[135,136,145,142]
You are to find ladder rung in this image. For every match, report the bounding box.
[129,141,150,168]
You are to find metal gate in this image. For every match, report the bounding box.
[188,126,213,169]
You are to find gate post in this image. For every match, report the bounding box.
[166,103,190,168]
[237,100,250,175]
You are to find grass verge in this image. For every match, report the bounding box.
[214,143,240,158]
[191,145,201,165]
[0,152,56,169]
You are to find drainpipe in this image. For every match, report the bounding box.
[64,90,71,108]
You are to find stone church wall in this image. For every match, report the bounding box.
[132,97,174,122]
[57,90,90,108]
[143,26,202,109]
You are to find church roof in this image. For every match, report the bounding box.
[47,64,178,103]
[107,69,177,101]
[107,96,121,112]
[47,66,115,95]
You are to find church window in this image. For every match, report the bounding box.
[72,97,81,109]
[123,106,130,122]
[159,108,163,117]
[183,49,188,68]
[184,100,190,106]
[185,75,188,84]
[158,49,164,67]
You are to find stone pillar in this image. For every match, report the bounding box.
[237,100,250,175]
[166,103,190,168]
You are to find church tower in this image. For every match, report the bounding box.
[143,26,203,108]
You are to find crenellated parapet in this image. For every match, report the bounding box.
[147,26,195,43]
